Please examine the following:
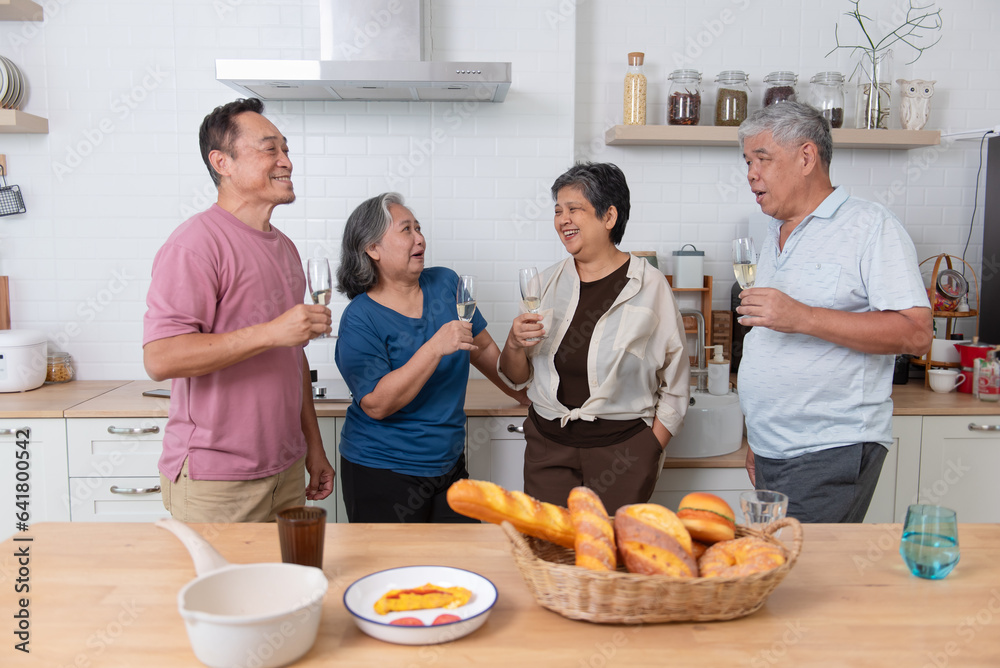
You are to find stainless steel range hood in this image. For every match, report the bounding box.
[215,0,511,103]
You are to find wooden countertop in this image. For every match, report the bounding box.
[9,521,1000,667]
[0,380,128,418]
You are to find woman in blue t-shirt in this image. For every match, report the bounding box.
[334,192,523,522]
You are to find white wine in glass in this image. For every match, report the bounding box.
[456,275,477,322]
[518,267,545,341]
[518,267,542,313]
[733,238,757,289]
[307,258,332,339]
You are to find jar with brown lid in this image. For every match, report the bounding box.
[714,70,750,126]
[46,352,74,384]
[623,52,647,125]
[763,71,797,107]
[667,69,702,125]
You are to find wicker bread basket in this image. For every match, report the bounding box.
[502,516,803,624]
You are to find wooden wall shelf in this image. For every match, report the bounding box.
[0,0,43,21]
[605,125,940,150]
[0,109,49,133]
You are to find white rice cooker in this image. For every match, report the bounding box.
[0,330,48,393]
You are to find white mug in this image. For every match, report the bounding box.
[928,368,964,393]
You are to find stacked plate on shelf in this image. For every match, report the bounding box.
[0,56,27,110]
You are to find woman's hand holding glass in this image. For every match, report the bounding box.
[515,267,546,345]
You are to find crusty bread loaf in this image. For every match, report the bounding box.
[614,504,697,578]
[446,479,575,548]
[677,492,736,544]
[568,487,615,571]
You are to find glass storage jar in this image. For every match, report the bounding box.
[46,352,74,384]
[763,71,797,107]
[810,71,846,128]
[714,70,750,126]
[623,52,647,125]
[667,69,702,125]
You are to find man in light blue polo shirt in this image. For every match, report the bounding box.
[735,102,932,523]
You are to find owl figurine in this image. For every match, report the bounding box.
[897,79,935,131]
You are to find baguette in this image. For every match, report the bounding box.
[446,479,575,548]
[568,486,616,571]
[614,504,698,578]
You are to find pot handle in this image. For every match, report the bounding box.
[155,517,231,576]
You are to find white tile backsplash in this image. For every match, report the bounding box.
[0,0,993,381]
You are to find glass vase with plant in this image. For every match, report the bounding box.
[827,0,942,130]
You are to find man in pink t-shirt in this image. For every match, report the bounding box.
[142,98,334,522]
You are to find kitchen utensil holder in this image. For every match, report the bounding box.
[0,165,26,217]
[914,254,980,387]
[503,516,802,624]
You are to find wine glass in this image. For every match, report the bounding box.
[307,258,332,339]
[456,275,477,322]
[519,267,545,341]
[732,237,757,289]
[899,504,960,579]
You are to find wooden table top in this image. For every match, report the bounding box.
[6,521,999,668]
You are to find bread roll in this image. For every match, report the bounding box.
[677,492,736,544]
[568,487,615,571]
[614,504,697,578]
[698,536,786,578]
[446,479,575,548]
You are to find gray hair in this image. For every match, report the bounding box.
[738,101,833,168]
[336,192,405,299]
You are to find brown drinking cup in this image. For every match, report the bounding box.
[276,506,326,568]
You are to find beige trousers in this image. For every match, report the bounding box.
[160,456,306,523]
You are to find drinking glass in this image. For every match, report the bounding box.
[732,237,757,289]
[456,275,477,322]
[276,506,326,569]
[899,504,960,579]
[307,258,332,339]
[518,267,545,341]
[740,489,788,529]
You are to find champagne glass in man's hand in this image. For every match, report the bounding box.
[307,258,332,339]
[456,275,477,322]
[518,267,545,341]
[732,238,756,325]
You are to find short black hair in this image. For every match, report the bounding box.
[198,98,265,187]
[550,162,631,244]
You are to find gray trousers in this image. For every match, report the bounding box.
[753,442,888,523]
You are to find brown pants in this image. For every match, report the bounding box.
[522,418,664,514]
[160,456,306,523]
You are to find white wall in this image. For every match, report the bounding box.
[0,0,994,381]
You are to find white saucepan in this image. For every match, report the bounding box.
[156,518,328,668]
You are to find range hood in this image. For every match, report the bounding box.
[216,0,511,103]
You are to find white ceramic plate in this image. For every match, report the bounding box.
[0,56,21,110]
[0,58,8,109]
[343,565,497,646]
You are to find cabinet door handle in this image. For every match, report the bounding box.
[968,423,1000,432]
[107,425,160,435]
[506,424,524,434]
[109,485,161,495]
[0,428,28,436]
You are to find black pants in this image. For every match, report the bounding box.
[754,442,888,523]
[340,454,479,524]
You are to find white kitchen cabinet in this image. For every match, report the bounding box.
[0,419,70,540]
[886,416,922,522]
[466,416,527,492]
[65,417,168,522]
[916,415,1000,522]
[649,468,753,514]
[310,418,347,522]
